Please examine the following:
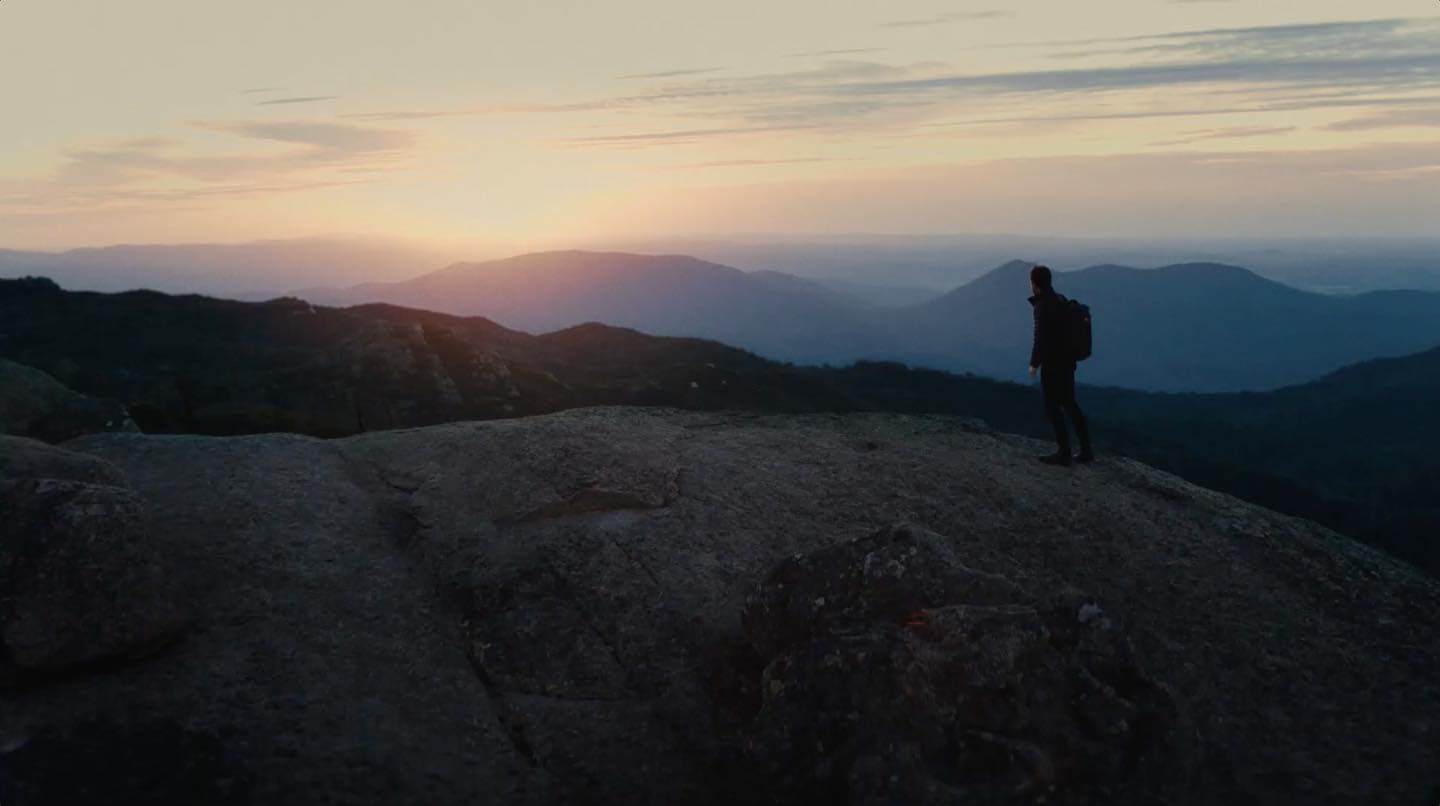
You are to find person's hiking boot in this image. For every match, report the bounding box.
[1074,448,1095,464]
[1038,451,1072,467]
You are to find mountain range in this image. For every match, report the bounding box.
[298,251,885,371]
[7,241,1437,393]
[299,250,1440,392]
[0,237,467,298]
[2,275,1436,577]
[614,234,1440,295]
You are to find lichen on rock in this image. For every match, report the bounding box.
[737,524,1178,805]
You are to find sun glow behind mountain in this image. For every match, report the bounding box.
[1,1,1438,253]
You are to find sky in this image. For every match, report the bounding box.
[1,0,1438,250]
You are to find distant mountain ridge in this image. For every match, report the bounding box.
[299,250,1440,392]
[906,258,1440,390]
[298,250,885,368]
[614,234,1440,294]
[0,238,464,298]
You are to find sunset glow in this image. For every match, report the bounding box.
[3,0,1438,249]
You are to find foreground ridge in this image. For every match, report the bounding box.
[2,408,1437,805]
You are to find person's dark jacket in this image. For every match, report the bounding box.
[1029,289,1073,369]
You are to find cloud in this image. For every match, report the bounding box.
[539,59,916,116]
[617,68,722,80]
[880,11,1010,29]
[340,109,473,121]
[949,93,1440,128]
[6,178,375,210]
[588,141,1440,238]
[51,120,416,189]
[840,52,1439,98]
[784,48,886,59]
[1334,162,1440,181]
[114,137,179,150]
[568,124,813,147]
[257,95,339,106]
[241,87,281,94]
[539,17,1440,144]
[473,18,1440,168]
[200,120,414,152]
[1045,18,1433,62]
[216,17,1440,157]
[672,157,852,169]
[1326,107,1440,131]
[1148,125,1295,146]
[6,117,419,218]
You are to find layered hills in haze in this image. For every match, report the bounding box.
[904,259,1440,391]
[0,237,466,298]
[299,251,883,368]
[619,234,1440,295]
[299,251,1440,393]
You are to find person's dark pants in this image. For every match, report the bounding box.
[1041,362,1091,455]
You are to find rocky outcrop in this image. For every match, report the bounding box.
[738,525,1179,805]
[0,359,136,442]
[0,433,128,485]
[0,437,186,685]
[2,409,1437,805]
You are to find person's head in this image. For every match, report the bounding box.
[1029,264,1053,295]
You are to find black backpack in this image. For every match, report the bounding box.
[1063,298,1092,361]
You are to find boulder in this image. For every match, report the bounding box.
[0,359,136,442]
[738,524,1178,805]
[1,439,184,682]
[0,434,128,486]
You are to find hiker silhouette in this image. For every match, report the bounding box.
[1027,265,1093,466]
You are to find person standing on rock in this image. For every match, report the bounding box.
[1028,264,1094,466]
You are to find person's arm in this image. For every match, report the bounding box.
[1029,302,1043,371]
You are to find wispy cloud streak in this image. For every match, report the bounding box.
[1149,125,1295,146]
[618,68,722,80]
[673,157,851,169]
[879,11,1010,28]
[29,119,417,213]
[541,18,1440,145]
[257,95,339,106]
[1327,107,1440,131]
[784,48,885,59]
